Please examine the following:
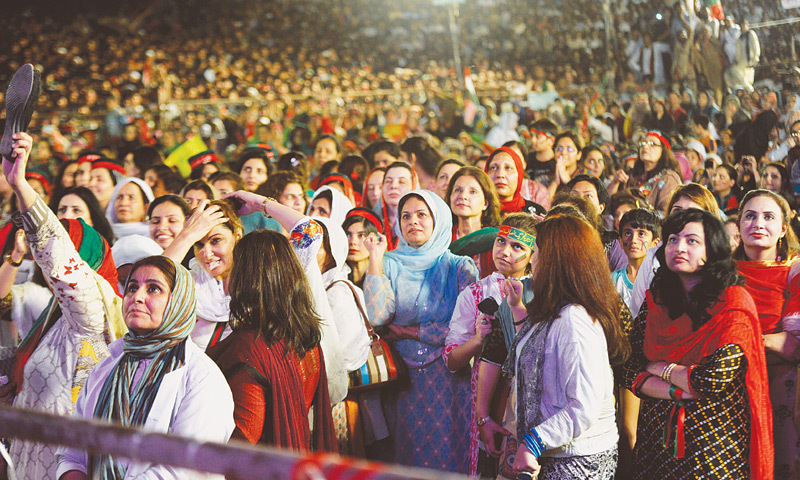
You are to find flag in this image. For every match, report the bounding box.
[463,66,479,127]
[704,0,725,20]
[164,135,208,177]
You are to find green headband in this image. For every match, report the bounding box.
[498,224,535,249]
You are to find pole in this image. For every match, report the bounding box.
[448,3,464,89]
[0,406,468,480]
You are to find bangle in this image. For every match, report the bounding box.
[476,415,493,427]
[631,372,652,396]
[660,363,677,384]
[3,253,22,268]
[521,429,547,458]
[669,385,685,402]
[261,197,278,215]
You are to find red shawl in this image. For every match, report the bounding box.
[208,329,336,452]
[484,147,526,215]
[737,259,794,334]
[643,286,773,480]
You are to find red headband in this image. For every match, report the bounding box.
[190,152,220,169]
[77,153,101,164]
[529,127,555,140]
[25,172,51,192]
[91,160,125,175]
[346,208,384,234]
[644,131,671,150]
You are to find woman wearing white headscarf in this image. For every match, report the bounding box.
[307,185,353,225]
[56,256,234,479]
[364,190,478,473]
[105,177,155,240]
[313,216,372,455]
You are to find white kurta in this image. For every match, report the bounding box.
[56,339,235,479]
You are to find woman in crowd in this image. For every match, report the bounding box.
[237,146,273,192]
[161,199,241,351]
[165,193,348,405]
[364,189,478,473]
[0,133,126,480]
[180,179,216,210]
[87,156,126,210]
[484,147,542,217]
[400,136,440,190]
[644,98,676,133]
[317,172,357,205]
[581,145,615,186]
[445,213,537,477]
[143,164,186,198]
[629,183,720,317]
[375,161,417,250]
[122,145,163,179]
[622,208,772,479]
[50,160,78,205]
[433,158,465,200]
[207,230,336,452]
[761,162,794,206]
[313,216,372,454]
[313,134,341,165]
[50,186,114,245]
[105,177,155,240]
[188,150,221,181]
[508,214,628,478]
[608,131,682,212]
[361,167,385,210]
[732,189,800,477]
[56,255,234,479]
[447,167,502,241]
[711,163,740,213]
[446,166,502,277]
[548,132,584,197]
[307,185,354,225]
[258,171,307,214]
[342,207,383,288]
[148,195,192,250]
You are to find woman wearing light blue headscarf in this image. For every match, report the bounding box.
[56,256,234,480]
[364,189,478,473]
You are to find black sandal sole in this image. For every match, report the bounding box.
[0,64,41,161]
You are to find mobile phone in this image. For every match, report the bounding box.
[478,297,499,316]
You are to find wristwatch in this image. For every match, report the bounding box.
[3,253,22,267]
[476,415,493,427]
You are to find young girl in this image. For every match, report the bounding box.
[443,213,538,477]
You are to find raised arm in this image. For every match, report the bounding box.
[3,133,119,336]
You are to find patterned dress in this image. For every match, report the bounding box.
[9,199,122,480]
[364,254,478,473]
[443,271,511,477]
[621,287,772,479]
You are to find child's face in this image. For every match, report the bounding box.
[620,226,656,261]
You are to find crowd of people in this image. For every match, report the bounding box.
[1,0,800,479]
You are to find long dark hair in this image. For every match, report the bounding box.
[527,215,630,366]
[49,186,115,245]
[228,230,322,356]
[652,209,743,329]
[631,133,681,180]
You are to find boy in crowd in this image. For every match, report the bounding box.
[611,208,660,309]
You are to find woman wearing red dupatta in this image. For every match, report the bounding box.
[484,147,545,217]
[622,209,773,480]
[733,189,800,478]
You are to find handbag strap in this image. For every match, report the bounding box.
[326,279,376,340]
